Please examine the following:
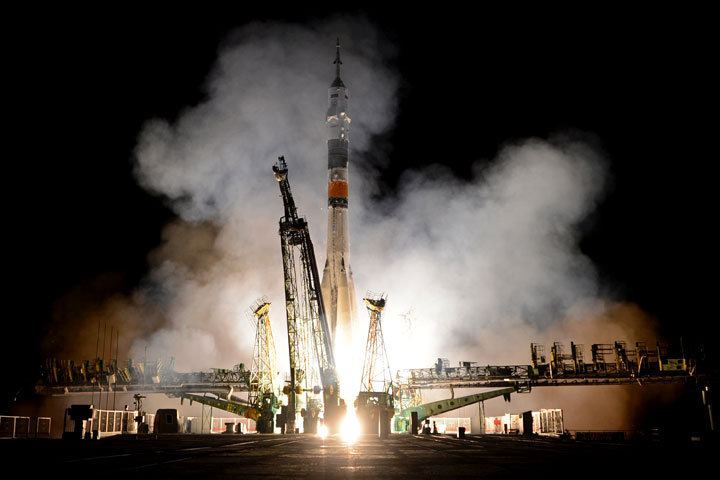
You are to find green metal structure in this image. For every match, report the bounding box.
[393,386,517,433]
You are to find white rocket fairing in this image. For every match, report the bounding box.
[321,40,358,351]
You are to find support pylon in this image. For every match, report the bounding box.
[248,298,279,433]
[359,293,392,394]
[357,292,394,436]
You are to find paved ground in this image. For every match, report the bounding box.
[1,433,713,478]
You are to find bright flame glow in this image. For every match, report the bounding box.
[318,424,328,440]
[341,409,360,445]
[334,326,362,404]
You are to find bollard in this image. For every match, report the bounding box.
[411,412,419,434]
[379,409,389,439]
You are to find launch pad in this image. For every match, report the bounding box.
[3,432,712,478]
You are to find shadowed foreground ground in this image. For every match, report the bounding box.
[1,432,713,478]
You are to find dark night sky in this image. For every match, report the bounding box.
[4,6,717,407]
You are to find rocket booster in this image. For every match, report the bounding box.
[321,39,358,350]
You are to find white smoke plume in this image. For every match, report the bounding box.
[363,135,627,371]
[130,17,399,370]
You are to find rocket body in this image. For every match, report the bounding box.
[321,44,358,352]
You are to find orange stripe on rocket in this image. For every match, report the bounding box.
[328,181,348,198]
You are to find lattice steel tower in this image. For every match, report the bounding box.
[249,298,276,405]
[359,293,392,394]
[273,156,342,434]
[356,292,394,436]
[248,298,279,433]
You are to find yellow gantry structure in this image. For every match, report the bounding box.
[248,298,277,409]
[359,293,392,394]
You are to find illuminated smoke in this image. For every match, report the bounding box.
[129,17,399,370]
[354,135,613,370]
[350,136,660,430]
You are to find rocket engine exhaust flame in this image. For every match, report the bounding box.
[341,407,360,444]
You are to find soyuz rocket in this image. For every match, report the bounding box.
[321,39,358,350]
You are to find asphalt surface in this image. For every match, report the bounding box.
[1,433,712,478]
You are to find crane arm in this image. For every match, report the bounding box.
[179,393,260,420]
[400,386,516,424]
[274,156,342,432]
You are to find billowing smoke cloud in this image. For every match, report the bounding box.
[129,17,399,370]
[355,135,617,370]
[48,15,661,429]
